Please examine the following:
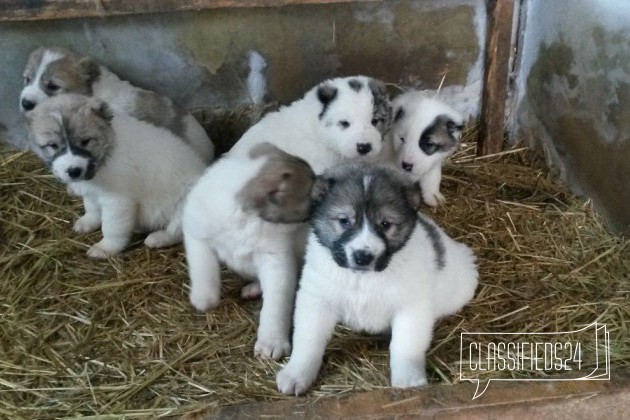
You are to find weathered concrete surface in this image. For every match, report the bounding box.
[512,0,630,234]
[0,0,484,150]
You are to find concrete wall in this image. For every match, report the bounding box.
[512,0,630,234]
[0,0,485,149]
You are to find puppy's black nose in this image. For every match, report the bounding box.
[67,167,83,179]
[353,250,374,266]
[356,143,372,155]
[21,99,36,111]
[402,161,413,172]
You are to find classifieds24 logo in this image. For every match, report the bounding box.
[460,322,610,399]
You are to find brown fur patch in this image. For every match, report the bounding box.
[238,143,315,223]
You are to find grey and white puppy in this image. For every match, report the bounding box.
[277,163,478,395]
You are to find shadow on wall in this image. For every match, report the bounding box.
[520,36,630,235]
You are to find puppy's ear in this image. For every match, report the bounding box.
[267,172,292,206]
[405,182,423,211]
[316,84,338,106]
[89,99,113,122]
[77,56,100,86]
[311,176,334,203]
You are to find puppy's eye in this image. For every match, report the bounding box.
[46,81,60,91]
[399,137,405,143]
[23,76,31,85]
[380,220,392,231]
[371,118,382,126]
[43,143,59,152]
[80,138,93,147]
[338,120,350,129]
[338,217,352,229]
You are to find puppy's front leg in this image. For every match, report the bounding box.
[277,290,337,395]
[185,234,221,311]
[419,165,444,207]
[87,197,136,258]
[389,308,433,388]
[254,253,297,360]
[73,194,102,234]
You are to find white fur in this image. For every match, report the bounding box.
[386,91,464,207]
[20,49,214,163]
[182,153,307,360]
[277,217,478,395]
[230,75,386,174]
[69,115,206,258]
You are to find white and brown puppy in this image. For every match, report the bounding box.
[20,46,214,163]
[183,143,315,360]
[25,94,206,258]
[229,75,392,173]
[387,91,464,207]
[276,164,478,395]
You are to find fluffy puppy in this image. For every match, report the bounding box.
[229,75,392,173]
[183,143,315,360]
[25,94,206,258]
[20,46,214,163]
[276,164,478,395]
[387,91,464,207]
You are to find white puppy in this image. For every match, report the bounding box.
[183,143,315,360]
[229,75,392,173]
[25,94,206,258]
[386,91,464,207]
[20,46,214,163]
[277,164,478,395]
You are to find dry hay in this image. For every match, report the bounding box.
[0,129,628,418]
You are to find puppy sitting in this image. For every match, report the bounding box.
[26,94,206,258]
[20,46,214,163]
[229,75,392,173]
[183,143,315,360]
[387,91,464,207]
[276,164,478,395]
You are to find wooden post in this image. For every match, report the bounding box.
[477,0,515,156]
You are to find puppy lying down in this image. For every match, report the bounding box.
[277,163,478,395]
[183,143,315,360]
[25,94,206,258]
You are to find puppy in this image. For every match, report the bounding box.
[25,94,206,258]
[387,91,464,207]
[276,164,478,395]
[20,46,214,163]
[229,75,392,173]
[183,143,315,360]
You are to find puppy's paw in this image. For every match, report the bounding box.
[255,337,291,360]
[87,238,126,259]
[73,215,101,234]
[391,373,428,389]
[422,191,444,207]
[144,230,180,249]
[189,291,220,312]
[241,282,263,301]
[277,365,314,396]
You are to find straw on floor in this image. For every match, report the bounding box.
[1,129,628,418]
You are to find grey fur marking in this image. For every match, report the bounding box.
[416,215,445,270]
[368,79,393,135]
[348,79,363,92]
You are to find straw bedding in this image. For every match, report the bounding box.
[0,126,628,418]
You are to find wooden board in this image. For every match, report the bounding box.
[477,0,514,156]
[190,368,630,419]
[0,0,381,22]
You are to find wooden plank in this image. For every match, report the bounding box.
[0,0,381,22]
[477,0,514,156]
[188,368,630,419]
